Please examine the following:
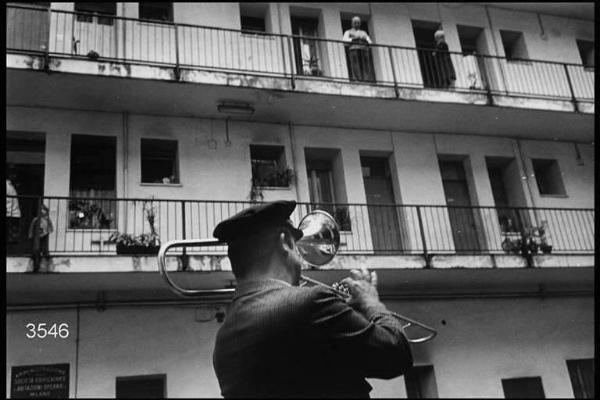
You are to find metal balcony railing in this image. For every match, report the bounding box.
[6,4,595,104]
[6,196,595,264]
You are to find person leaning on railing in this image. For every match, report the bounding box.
[28,204,53,273]
[343,16,374,82]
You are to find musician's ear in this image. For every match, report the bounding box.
[277,228,295,254]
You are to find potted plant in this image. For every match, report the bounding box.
[249,167,295,202]
[110,200,161,255]
[334,206,352,231]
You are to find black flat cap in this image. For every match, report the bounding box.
[213,200,303,243]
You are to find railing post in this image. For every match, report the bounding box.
[43,6,52,72]
[416,206,430,268]
[180,200,188,271]
[563,63,579,113]
[32,197,43,273]
[387,46,399,98]
[286,35,295,89]
[174,23,181,81]
[514,208,533,267]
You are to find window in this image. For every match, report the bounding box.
[500,30,529,61]
[69,134,117,229]
[502,377,545,398]
[566,359,594,398]
[291,17,321,76]
[116,374,166,399]
[240,4,267,33]
[74,2,116,25]
[139,2,173,22]
[141,139,179,184]
[241,16,266,33]
[531,159,566,196]
[404,365,439,398]
[250,145,288,187]
[576,40,594,68]
[305,148,350,231]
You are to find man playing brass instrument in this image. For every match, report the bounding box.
[212,200,413,398]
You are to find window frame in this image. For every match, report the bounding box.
[139,2,173,23]
[115,374,167,399]
[500,29,529,62]
[140,138,180,185]
[531,158,567,197]
[250,144,287,188]
[74,2,116,26]
[576,39,594,69]
[501,376,545,398]
[566,359,594,398]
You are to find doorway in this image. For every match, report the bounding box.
[457,24,488,89]
[291,17,322,76]
[6,131,46,255]
[341,16,376,82]
[361,156,402,252]
[412,20,441,88]
[439,159,480,252]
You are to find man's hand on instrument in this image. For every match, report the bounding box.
[340,267,380,312]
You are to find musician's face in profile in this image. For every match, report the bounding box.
[280,230,303,285]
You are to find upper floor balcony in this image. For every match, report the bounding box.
[6,4,595,117]
[7,195,594,274]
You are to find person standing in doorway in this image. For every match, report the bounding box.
[433,30,456,88]
[28,204,53,272]
[343,16,374,82]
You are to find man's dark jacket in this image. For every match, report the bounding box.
[213,279,413,398]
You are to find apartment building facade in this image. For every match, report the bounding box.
[6,2,594,398]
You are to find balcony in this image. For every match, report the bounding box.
[7,195,594,272]
[6,4,595,115]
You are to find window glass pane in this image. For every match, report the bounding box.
[567,359,594,398]
[139,2,173,22]
[241,16,266,33]
[531,159,566,196]
[250,145,287,187]
[502,377,545,398]
[141,139,178,184]
[116,375,166,399]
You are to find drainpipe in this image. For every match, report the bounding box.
[513,139,536,209]
[288,122,300,201]
[122,112,129,197]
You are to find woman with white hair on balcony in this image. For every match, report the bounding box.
[432,29,456,88]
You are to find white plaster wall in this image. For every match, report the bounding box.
[6,106,594,254]
[6,296,593,398]
[40,2,594,95]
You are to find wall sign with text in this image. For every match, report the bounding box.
[11,363,69,399]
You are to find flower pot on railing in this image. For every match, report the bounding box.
[109,232,161,256]
[116,243,160,255]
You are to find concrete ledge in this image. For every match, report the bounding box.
[492,94,574,112]
[534,254,594,268]
[493,254,528,268]
[577,101,594,114]
[7,253,594,274]
[181,68,291,90]
[430,255,494,269]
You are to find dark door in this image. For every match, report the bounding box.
[361,157,402,252]
[440,160,480,252]
[291,17,320,76]
[341,18,376,82]
[6,132,46,255]
[413,24,439,88]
